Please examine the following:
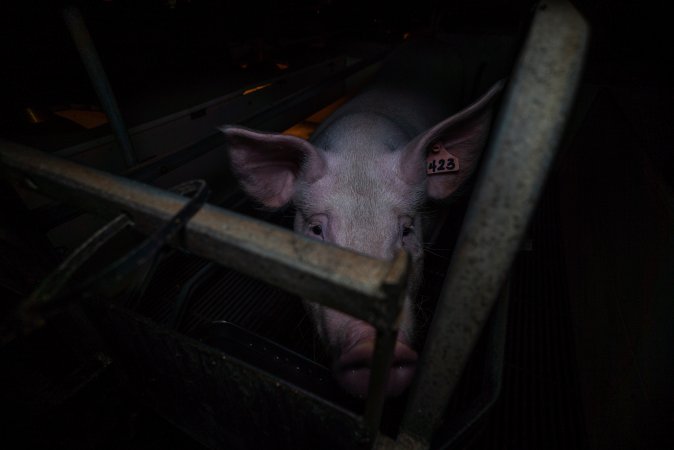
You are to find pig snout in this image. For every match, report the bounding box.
[320,308,418,398]
[334,338,418,399]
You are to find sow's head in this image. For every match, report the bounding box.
[219,78,503,398]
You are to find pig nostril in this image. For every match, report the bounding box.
[340,360,370,372]
[333,341,418,398]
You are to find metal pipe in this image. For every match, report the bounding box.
[363,328,400,436]
[0,139,408,437]
[400,0,589,443]
[62,5,137,167]
[361,246,410,435]
[0,141,408,331]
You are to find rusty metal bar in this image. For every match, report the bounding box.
[0,141,407,333]
[400,0,589,444]
[361,248,409,436]
[363,330,399,435]
[63,5,137,167]
[0,138,407,439]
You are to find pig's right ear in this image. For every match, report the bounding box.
[219,126,326,208]
[400,80,504,200]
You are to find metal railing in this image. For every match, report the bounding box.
[0,139,408,436]
[0,1,588,448]
[400,0,589,444]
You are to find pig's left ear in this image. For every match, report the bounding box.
[219,125,326,208]
[400,80,505,200]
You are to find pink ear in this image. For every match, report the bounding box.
[219,126,326,208]
[400,80,505,200]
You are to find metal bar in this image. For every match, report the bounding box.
[358,249,409,437]
[62,5,137,167]
[400,0,589,444]
[435,281,510,449]
[0,141,408,331]
[363,246,410,437]
[361,252,409,435]
[363,329,399,435]
[9,214,132,339]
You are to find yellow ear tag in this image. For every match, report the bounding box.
[426,142,460,175]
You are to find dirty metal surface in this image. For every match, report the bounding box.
[5,180,209,343]
[97,304,370,450]
[400,0,589,444]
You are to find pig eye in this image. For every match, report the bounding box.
[307,215,327,240]
[310,224,323,236]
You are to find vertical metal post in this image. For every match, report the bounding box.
[362,329,399,436]
[399,0,589,444]
[363,250,409,438]
[63,5,137,167]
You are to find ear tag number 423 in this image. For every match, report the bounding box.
[426,142,460,175]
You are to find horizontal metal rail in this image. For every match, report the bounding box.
[0,139,406,438]
[399,0,589,445]
[0,141,408,330]
[2,20,394,440]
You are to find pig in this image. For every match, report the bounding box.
[219,39,503,398]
